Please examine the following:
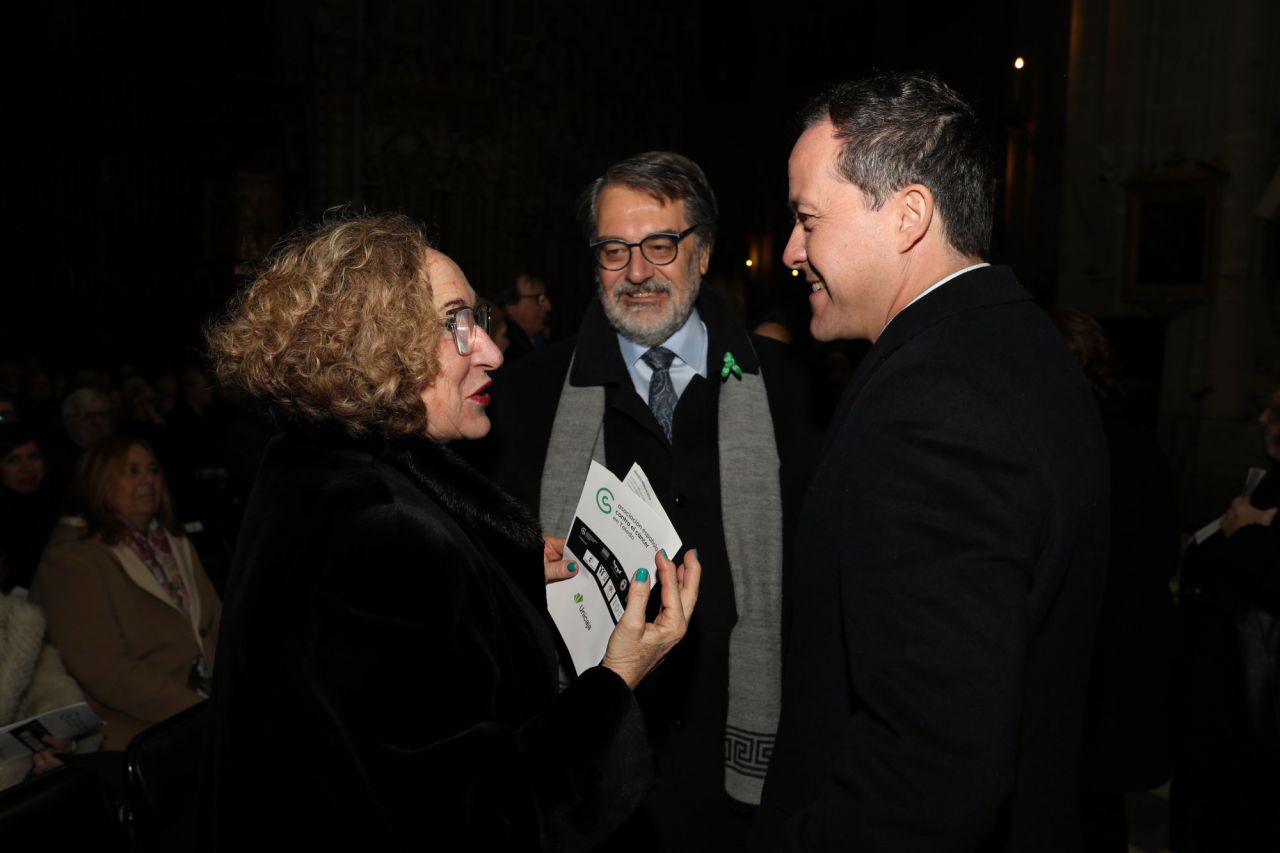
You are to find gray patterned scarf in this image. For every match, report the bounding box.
[538,348,783,804]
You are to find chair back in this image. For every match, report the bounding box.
[0,763,127,851]
[124,699,212,852]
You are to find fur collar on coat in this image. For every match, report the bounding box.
[383,434,545,560]
[295,429,548,599]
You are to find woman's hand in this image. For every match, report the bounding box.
[543,535,578,585]
[601,549,701,689]
[30,735,73,775]
[1223,496,1278,537]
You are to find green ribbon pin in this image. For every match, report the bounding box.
[720,351,743,381]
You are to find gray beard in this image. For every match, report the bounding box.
[599,268,701,349]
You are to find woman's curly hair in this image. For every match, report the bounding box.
[1052,308,1124,401]
[207,212,443,437]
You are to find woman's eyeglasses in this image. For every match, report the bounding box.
[442,304,492,355]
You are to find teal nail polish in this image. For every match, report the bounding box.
[660,548,668,559]
[636,568,650,583]
[693,548,699,558]
[567,562,577,573]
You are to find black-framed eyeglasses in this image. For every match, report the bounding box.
[516,291,550,305]
[442,304,492,356]
[589,225,699,271]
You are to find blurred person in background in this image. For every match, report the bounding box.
[0,586,104,790]
[118,375,182,501]
[0,422,62,592]
[32,434,221,751]
[120,375,166,428]
[61,387,113,450]
[477,295,511,352]
[22,365,58,428]
[48,387,114,494]
[168,367,223,471]
[1175,387,1279,852]
[1054,309,1180,852]
[153,370,178,419]
[499,271,553,360]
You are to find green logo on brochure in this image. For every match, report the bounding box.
[574,593,584,604]
[595,487,614,514]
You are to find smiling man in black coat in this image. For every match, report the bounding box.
[751,73,1110,852]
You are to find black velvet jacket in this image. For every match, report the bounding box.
[205,428,651,851]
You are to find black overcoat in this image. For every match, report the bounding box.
[205,429,651,851]
[753,265,1111,852]
[468,288,825,852]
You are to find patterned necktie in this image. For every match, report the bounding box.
[642,346,678,441]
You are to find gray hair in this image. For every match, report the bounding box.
[577,151,718,252]
[62,387,108,422]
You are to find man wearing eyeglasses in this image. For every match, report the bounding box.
[62,387,113,450]
[499,272,553,361]
[477,150,822,852]
[40,386,115,500]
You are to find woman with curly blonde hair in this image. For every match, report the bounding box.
[203,212,700,851]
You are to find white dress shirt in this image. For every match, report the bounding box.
[617,307,708,405]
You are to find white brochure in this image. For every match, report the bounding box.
[546,461,682,675]
[1193,466,1268,544]
[0,702,104,765]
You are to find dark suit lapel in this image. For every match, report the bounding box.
[822,265,1032,456]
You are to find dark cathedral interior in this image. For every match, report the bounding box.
[10,1,1277,514]
[2,1,1277,850]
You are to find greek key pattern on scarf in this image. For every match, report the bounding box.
[724,725,774,779]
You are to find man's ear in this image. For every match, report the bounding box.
[894,185,934,254]
[696,241,712,276]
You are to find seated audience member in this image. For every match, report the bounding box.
[0,360,19,397]
[120,376,166,429]
[32,435,221,751]
[0,588,103,790]
[203,212,699,850]
[118,375,181,499]
[0,422,62,592]
[61,387,113,450]
[153,370,178,419]
[21,365,59,432]
[1175,388,1279,851]
[46,387,114,496]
